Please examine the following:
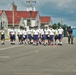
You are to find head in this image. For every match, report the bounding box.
[34,26,36,30]
[59,26,62,29]
[24,28,26,30]
[1,27,4,30]
[69,26,71,29]
[45,26,48,30]
[12,26,15,30]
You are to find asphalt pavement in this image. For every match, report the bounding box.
[0,37,76,75]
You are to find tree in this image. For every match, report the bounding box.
[52,23,58,29]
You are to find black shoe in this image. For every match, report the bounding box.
[36,43,38,46]
[60,44,62,46]
[48,43,50,45]
[1,43,5,45]
[39,42,41,45]
[44,44,46,46]
[58,43,60,45]
[71,43,74,44]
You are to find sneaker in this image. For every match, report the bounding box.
[1,43,5,45]
[71,43,74,44]
[60,44,62,46]
[44,44,46,46]
[58,43,60,45]
[50,44,54,46]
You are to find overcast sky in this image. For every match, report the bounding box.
[0,0,76,28]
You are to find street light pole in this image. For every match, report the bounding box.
[30,11,32,28]
[26,0,36,28]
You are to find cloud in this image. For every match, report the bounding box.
[0,0,76,27]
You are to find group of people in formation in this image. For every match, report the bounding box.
[0,26,64,46]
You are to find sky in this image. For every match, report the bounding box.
[0,0,76,28]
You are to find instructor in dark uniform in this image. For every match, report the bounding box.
[67,26,74,44]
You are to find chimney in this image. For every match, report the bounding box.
[33,7,36,11]
[26,7,29,11]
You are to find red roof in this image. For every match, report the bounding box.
[40,16,51,23]
[5,11,38,25]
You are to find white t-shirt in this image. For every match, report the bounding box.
[11,29,16,35]
[18,30,23,35]
[58,28,63,34]
[27,29,31,34]
[1,30,4,34]
[55,29,58,35]
[33,30,39,35]
[44,29,48,35]
[48,29,55,35]
[38,29,41,34]
[23,30,27,35]
[41,29,44,35]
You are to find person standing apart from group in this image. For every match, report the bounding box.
[67,26,74,44]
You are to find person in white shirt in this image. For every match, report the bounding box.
[23,28,28,44]
[33,26,39,46]
[40,28,45,45]
[48,27,55,46]
[58,27,64,46]
[44,27,49,45]
[9,28,12,43]
[17,28,23,45]
[27,27,32,45]
[0,27,5,45]
[10,26,16,45]
[54,28,59,45]
[38,28,42,45]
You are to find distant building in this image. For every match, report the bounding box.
[40,16,51,28]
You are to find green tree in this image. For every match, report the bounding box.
[52,23,58,29]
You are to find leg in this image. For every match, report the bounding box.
[68,36,70,44]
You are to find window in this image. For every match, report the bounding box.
[27,19,30,26]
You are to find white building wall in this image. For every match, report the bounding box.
[24,20,27,26]
[31,20,35,27]
[24,20,29,30]
[35,13,41,29]
[1,13,8,30]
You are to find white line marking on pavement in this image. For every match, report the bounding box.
[0,56,9,58]
[0,45,23,51]
[35,51,39,53]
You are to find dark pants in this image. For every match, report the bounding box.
[68,34,73,44]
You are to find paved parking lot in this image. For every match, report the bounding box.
[0,38,76,75]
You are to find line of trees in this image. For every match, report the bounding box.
[52,22,68,29]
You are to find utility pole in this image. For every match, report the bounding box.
[26,0,36,28]
[60,19,63,25]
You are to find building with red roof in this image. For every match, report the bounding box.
[40,16,51,27]
[0,2,51,35]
